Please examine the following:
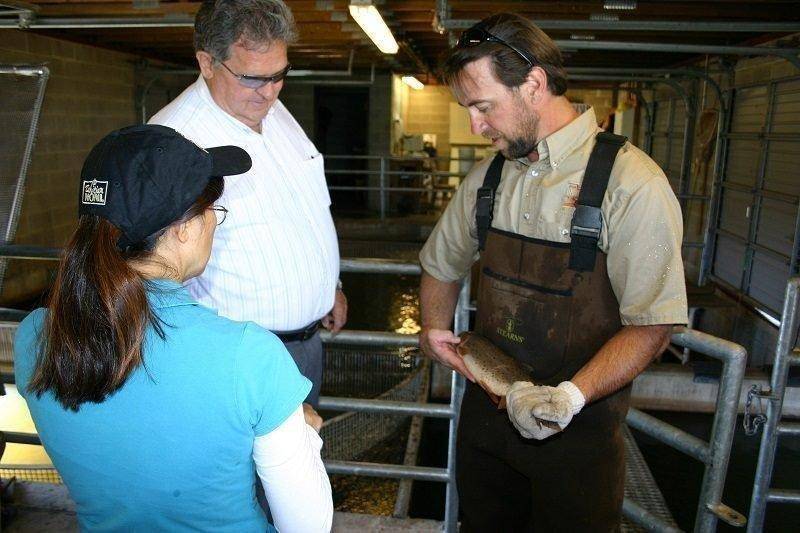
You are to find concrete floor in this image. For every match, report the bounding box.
[2,481,443,532]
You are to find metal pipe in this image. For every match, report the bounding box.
[767,489,800,504]
[319,329,418,347]
[553,39,800,63]
[443,18,800,33]
[0,65,47,76]
[0,16,196,29]
[1,65,49,285]
[0,244,59,260]
[694,326,747,532]
[622,498,683,533]
[626,408,711,463]
[670,326,747,363]
[379,156,386,221]
[317,396,454,418]
[324,460,449,482]
[2,431,40,445]
[748,278,800,532]
[339,258,421,275]
[0,307,29,321]
[444,275,470,533]
[777,422,800,436]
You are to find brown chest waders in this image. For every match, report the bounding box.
[457,132,630,532]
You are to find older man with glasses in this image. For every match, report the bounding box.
[418,12,687,531]
[150,0,346,414]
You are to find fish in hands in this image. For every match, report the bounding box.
[456,332,561,434]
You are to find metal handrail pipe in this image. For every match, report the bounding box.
[325,169,466,178]
[3,431,40,446]
[319,329,418,347]
[0,16,196,29]
[554,39,800,58]
[622,498,683,533]
[324,155,478,163]
[670,327,747,364]
[340,258,421,275]
[0,65,47,76]
[695,323,748,531]
[443,18,800,33]
[777,422,800,436]
[328,186,455,193]
[766,489,800,504]
[0,244,59,260]
[317,396,455,419]
[626,408,711,463]
[748,278,800,531]
[0,307,29,321]
[324,460,449,482]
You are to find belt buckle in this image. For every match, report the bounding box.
[302,320,320,341]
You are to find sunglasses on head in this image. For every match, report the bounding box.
[217,61,292,89]
[457,26,536,69]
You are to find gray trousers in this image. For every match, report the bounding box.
[282,331,325,408]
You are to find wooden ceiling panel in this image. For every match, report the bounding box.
[2,0,798,75]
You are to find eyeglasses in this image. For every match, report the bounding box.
[209,205,228,225]
[456,25,535,69]
[217,61,292,89]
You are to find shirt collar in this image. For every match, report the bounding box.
[534,107,599,168]
[195,75,277,136]
[146,279,199,310]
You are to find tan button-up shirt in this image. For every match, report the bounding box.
[420,108,687,326]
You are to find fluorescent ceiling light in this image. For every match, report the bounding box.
[402,76,424,90]
[570,33,596,41]
[604,0,637,10]
[349,0,399,54]
[590,12,620,22]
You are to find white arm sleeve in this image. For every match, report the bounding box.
[253,406,333,533]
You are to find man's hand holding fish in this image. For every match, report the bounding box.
[506,381,586,440]
[419,328,476,383]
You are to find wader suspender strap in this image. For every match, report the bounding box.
[568,131,627,271]
[476,153,506,250]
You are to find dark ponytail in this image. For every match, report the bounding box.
[29,178,223,411]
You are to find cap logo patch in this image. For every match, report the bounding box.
[82,180,108,205]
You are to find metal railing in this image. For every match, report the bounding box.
[317,258,468,532]
[625,327,748,532]
[0,249,749,532]
[0,251,469,532]
[746,277,800,532]
[323,154,477,220]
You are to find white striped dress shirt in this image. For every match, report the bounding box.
[150,76,340,331]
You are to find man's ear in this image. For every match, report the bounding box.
[196,51,215,80]
[523,67,548,104]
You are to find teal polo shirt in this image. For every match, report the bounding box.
[14,279,311,532]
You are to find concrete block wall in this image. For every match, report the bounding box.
[404,85,452,156]
[0,30,139,305]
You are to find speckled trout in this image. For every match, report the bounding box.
[457,332,560,430]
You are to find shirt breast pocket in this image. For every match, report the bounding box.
[300,153,331,207]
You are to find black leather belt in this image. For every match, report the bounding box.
[272,320,321,343]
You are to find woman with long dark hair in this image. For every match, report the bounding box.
[13,125,332,532]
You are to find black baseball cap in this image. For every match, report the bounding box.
[79,124,251,249]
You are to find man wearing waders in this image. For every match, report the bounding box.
[419,13,688,531]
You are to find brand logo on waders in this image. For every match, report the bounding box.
[497,317,525,344]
